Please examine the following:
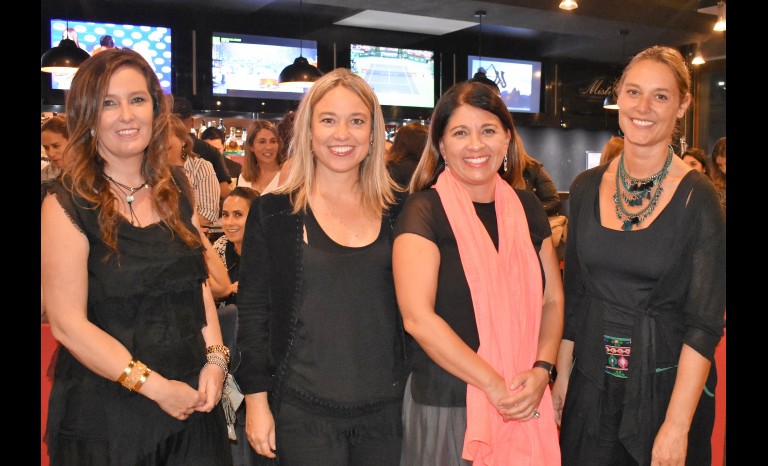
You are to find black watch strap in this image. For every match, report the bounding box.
[533,360,555,383]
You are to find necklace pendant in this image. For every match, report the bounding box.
[126,194,134,203]
[622,219,634,231]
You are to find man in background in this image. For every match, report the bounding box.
[172,96,232,200]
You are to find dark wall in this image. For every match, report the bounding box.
[41,0,622,192]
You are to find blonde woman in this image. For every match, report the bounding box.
[235,68,407,465]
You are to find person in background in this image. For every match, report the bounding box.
[235,68,407,465]
[681,147,707,174]
[92,34,115,55]
[393,81,563,465]
[276,110,297,185]
[502,132,562,216]
[386,121,428,188]
[168,115,221,226]
[172,96,232,200]
[41,47,231,466]
[553,46,726,466]
[62,27,87,51]
[202,126,242,180]
[709,136,726,216]
[211,186,260,466]
[41,115,69,183]
[237,120,284,194]
[600,136,625,165]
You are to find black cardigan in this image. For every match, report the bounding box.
[234,192,407,402]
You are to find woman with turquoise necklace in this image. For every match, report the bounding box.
[552,45,725,466]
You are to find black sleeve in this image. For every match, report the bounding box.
[530,163,562,216]
[515,188,551,254]
[193,137,231,183]
[393,191,438,243]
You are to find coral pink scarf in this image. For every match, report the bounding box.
[434,169,560,466]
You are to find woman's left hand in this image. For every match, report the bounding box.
[651,421,688,465]
[498,368,550,422]
[195,363,226,412]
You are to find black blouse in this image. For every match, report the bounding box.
[393,188,551,407]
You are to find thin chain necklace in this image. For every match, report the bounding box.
[613,146,673,231]
[105,174,149,227]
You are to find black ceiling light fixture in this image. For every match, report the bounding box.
[468,10,499,92]
[278,0,323,90]
[41,18,91,73]
[603,29,629,110]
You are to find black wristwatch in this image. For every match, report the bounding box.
[533,360,556,384]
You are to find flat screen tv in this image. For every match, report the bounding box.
[48,19,173,94]
[350,44,435,109]
[212,32,318,100]
[467,55,542,113]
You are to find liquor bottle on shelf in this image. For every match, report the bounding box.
[198,119,206,138]
[240,129,247,150]
[225,127,242,153]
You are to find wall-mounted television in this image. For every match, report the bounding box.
[467,55,542,114]
[350,44,435,109]
[212,32,318,100]
[48,19,172,94]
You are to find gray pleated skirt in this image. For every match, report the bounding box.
[400,374,472,466]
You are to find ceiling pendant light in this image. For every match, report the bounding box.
[41,22,91,73]
[468,10,499,92]
[604,30,628,110]
[713,1,726,32]
[278,0,322,90]
[559,0,579,11]
[691,44,706,65]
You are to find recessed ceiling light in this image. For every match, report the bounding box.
[335,10,476,35]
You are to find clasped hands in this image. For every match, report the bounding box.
[487,368,550,422]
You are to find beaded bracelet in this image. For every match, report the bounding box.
[206,345,230,366]
[205,354,229,379]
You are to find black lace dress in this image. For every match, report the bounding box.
[44,169,232,466]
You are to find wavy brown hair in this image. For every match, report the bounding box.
[62,48,200,257]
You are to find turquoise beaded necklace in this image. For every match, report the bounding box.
[613,146,673,231]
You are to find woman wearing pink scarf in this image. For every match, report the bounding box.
[393,81,563,465]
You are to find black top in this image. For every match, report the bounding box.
[523,160,561,216]
[281,208,406,415]
[235,192,409,414]
[562,165,726,464]
[44,166,230,466]
[393,188,550,407]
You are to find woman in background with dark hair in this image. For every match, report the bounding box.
[394,81,562,465]
[41,47,231,466]
[41,115,69,183]
[386,121,428,188]
[501,132,561,216]
[709,136,726,215]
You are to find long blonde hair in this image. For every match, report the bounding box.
[279,68,399,216]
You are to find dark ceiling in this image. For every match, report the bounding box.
[118,0,726,64]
